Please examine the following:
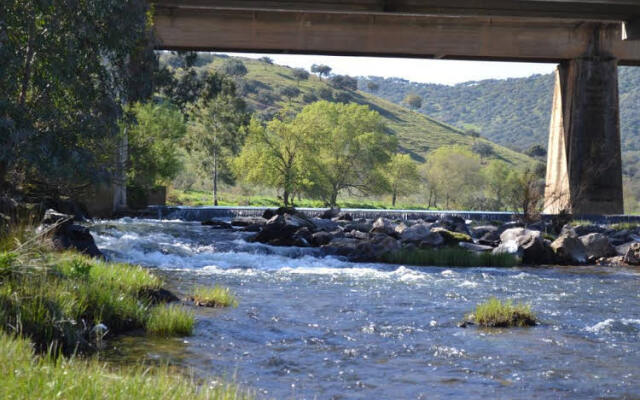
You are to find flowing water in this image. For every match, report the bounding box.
[91,218,640,399]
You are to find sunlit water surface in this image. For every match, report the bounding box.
[91,218,640,399]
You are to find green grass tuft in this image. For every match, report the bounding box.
[146,304,195,337]
[0,331,252,400]
[471,297,536,327]
[382,247,519,268]
[192,285,239,308]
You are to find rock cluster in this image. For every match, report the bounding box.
[38,209,104,258]
[201,208,640,267]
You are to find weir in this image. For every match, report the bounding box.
[149,0,640,215]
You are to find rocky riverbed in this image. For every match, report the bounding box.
[204,207,640,267]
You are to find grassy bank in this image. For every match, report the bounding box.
[382,247,520,268]
[471,297,536,327]
[192,285,239,308]
[0,332,250,400]
[168,188,436,210]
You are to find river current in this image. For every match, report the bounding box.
[91,218,640,399]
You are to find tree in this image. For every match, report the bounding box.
[482,160,511,210]
[292,68,310,84]
[234,112,309,206]
[367,81,380,92]
[403,93,422,109]
[279,86,300,103]
[0,0,151,194]
[258,56,273,66]
[525,144,547,158]
[384,154,421,206]
[187,93,248,205]
[311,64,332,79]
[296,101,396,206]
[425,146,484,209]
[126,103,186,190]
[471,142,495,160]
[504,168,545,222]
[221,59,248,77]
[329,75,358,91]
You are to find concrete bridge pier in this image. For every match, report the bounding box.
[544,43,624,215]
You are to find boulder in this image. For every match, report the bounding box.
[310,231,333,246]
[346,230,369,240]
[471,225,498,239]
[40,210,103,258]
[321,237,360,257]
[311,218,339,232]
[431,227,472,245]
[231,216,267,227]
[435,215,471,236]
[623,243,640,265]
[493,228,552,264]
[551,233,587,264]
[201,219,232,229]
[335,213,353,221]
[615,241,637,256]
[262,209,276,220]
[417,232,445,248]
[343,221,372,233]
[399,223,434,243]
[563,223,606,237]
[353,233,401,261]
[579,233,616,261]
[250,213,316,246]
[394,222,408,235]
[319,207,341,219]
[370,218,398,237]
[609,229,632,246]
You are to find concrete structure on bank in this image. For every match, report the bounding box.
[150,0,640,215]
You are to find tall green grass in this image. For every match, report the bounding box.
[0,226,193,353]
[471,297,536,327]
[0,332,252,400]
[382,247,519,268]
[192,285,239,308]
[146,304,195,337]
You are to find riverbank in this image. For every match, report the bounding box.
[0,220,250,399]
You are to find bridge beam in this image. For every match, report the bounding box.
[544,48,623,215]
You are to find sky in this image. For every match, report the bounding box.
[226,52,557,86]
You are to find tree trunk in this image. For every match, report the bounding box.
[392,189,397,207]
[283,189,290,206]
[329,190,338,208]
[213,148,218,206]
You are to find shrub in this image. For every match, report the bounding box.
[192,285,238,308]
[471,297,536,327]
[146,305,195,337]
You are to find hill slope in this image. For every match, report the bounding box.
[178,55,536,168]
[359,67,640,153]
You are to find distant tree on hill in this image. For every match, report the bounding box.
[466,129,481,138]
[221,59,248,77]
[330,75,358,91]
[311,64,332,79]
[403,93,422,109]
[316,87,334,101]
[384,153,421,206]
[292,68,310,85]
[259,56,273,64]
[425,146,483,209]
[471,142,495,160]
[367,81,380,92]
[279,86,301,102]
[525,144,547,158]
[334,91,352,104]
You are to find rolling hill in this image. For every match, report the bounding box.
[163,53,536,169]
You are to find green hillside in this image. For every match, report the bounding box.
[169,54,535,168]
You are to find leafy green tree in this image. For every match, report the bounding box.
[259,56,273,66]
[482,160,511,210]
[126,103,186,190]
[279,86,300,103]
[0,0,151,193]
[234,112,309,206]
[403,93,422,109]
[221,59,248,77]
[525,144,547,158]
[292,68,310,84]
[297,101,396,206]
[187,94,248,205]
[471,142,494,160]
[504,168,544,221]
[425,146,483,209]
[311,64,332,79]
[329,75,358,91]
[384,154,421,206]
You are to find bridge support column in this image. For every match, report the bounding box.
[544,56,623,215]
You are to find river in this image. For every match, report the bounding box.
[91,218,640,399]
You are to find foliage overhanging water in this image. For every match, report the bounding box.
[91,218,640,399]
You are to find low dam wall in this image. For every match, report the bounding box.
[147,206,640,224]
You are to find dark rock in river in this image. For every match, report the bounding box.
[399,222,435,244]
[231,216,267,227]
[321,237,360,257]
[431,228,472,245]
[320,207,340,219]
[471,225,498,239]
[251,213,316,246]
[335,212,353,221]
[493,228,553,264]
[40,209,103,258]
[311,231,333,246]
[579,233,616,261]
[139,287,180,304]
[354,233,401,261]
[551,232,587,264]
[370,217,398,237]
[435,215,471,236]
[623,242,640,265]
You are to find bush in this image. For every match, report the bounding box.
[471,297,536,327]
[146,304,195,337]
[192,285,238,308]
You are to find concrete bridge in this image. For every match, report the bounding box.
[150,0,640,215]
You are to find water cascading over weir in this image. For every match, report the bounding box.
[145,0,640,215]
